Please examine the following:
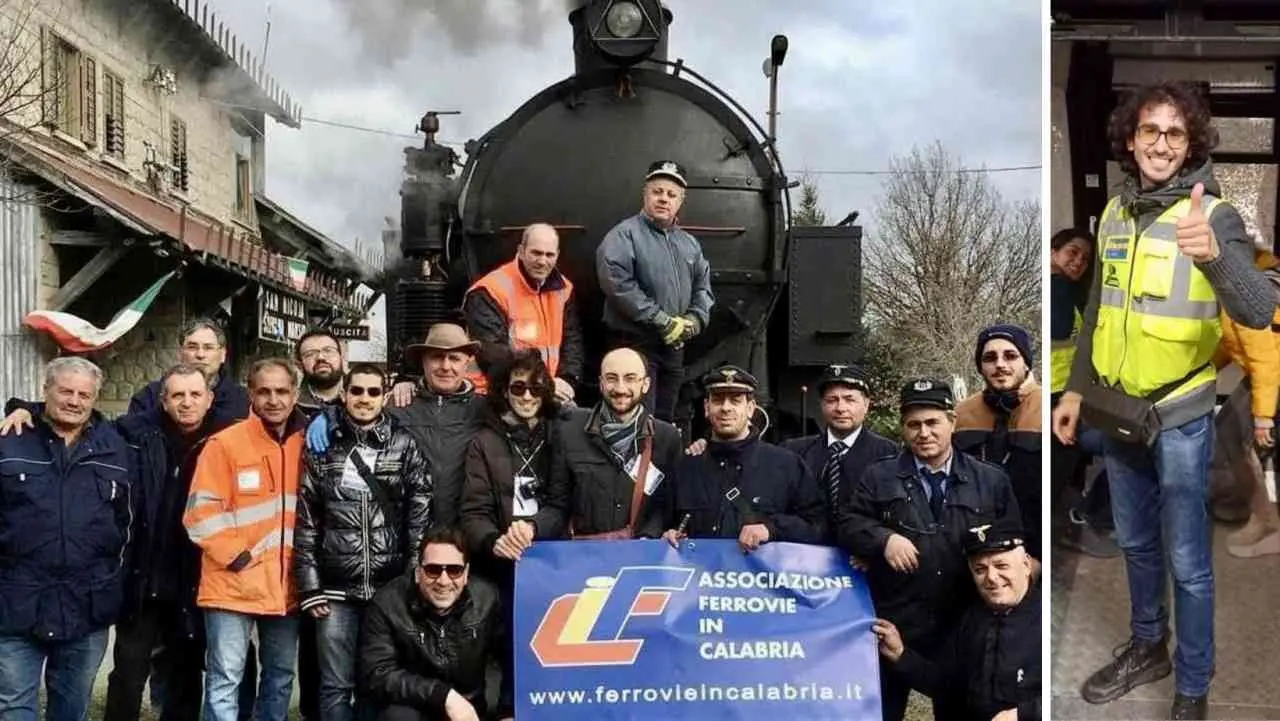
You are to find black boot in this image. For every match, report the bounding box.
[1171,693,1208,720]
[1080,636,1172,704]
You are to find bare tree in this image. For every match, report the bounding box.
[0,0,68,205]
[864,142,1041,392]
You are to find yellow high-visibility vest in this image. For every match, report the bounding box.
[1091,194,1222,401]
[1050,307,1081,394]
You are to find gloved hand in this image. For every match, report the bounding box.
[306,412,332,454]
[679,315,700,341]
[661,316,689,346]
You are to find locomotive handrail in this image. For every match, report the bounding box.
[642,58,793,231]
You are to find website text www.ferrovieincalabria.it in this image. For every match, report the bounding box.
[526,681,867,707]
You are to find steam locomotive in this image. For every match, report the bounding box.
[386,0,864,436]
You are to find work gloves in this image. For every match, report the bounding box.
[661,315,701,347]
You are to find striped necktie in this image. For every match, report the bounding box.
[823,440,849,507]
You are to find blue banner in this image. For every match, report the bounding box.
[514,539,882,720]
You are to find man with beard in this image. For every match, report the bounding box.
[129,319,249,419]
[184,359,308,721]
[1053,81,1274,719]
[311,323,483,526]
[556,347,683,539]
[781,363,897,538]
[296,364,432,721]
[0,358,132,721]
[296,329,346,416]
[650,365,826,548]
[596,160,715,422]
[873,514,1041,721]
[463,222,584,403]
[839,378,1021,721]
[954,324,1043,560]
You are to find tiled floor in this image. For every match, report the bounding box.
[1051,522,1280,719]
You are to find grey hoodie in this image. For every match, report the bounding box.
[1066,160,1275,429]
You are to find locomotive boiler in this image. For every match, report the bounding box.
[387,0,864,436]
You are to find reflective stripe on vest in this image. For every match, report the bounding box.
[1050,308,1081,394]
[1091,194,1222,401]
[464,259,573,394]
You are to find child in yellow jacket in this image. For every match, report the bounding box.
[1213,249,1280,557]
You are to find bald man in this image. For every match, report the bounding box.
[463,223,584,400]
[554,347,684,539]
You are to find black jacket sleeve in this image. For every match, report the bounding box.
[760,452,827,543]
[490,595,515,717]
[294,453,324,609]
[460,438,503,560]
[558,294,585,384]
[531,426,571,539]
[127,382,159,416]
[895,624,961,700]
[358,598,453,712]
[463,288,515,374]
[837,464,895,559]
[402,435,433,571]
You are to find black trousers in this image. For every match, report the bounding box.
[103,602,203,721]
[607,331,685,423]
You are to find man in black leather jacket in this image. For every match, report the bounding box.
[837,378,1021,721]
[874,515,1042,721]
[296,364,433,721]
[360,526,513,721]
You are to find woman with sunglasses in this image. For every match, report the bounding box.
[459,349,570,636]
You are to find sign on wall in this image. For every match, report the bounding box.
[258,286,308,345]
[514,539,882,720]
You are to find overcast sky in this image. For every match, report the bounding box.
[211,0,1042,255]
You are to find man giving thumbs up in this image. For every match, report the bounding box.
[1052,81,1274,721]
[1175,182,1220,262]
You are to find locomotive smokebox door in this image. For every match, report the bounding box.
[787,224,862,366]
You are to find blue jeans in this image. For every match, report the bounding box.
[316,602,375,721]
[203,610,300,721]
[0,630,109,721]
[1104,412,1215,696]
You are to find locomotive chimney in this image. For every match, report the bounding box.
[569,0,672,75]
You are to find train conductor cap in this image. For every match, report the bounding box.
[818,363,870,395]
[646,160,688,188]
[898,378,954,412]
[703,364,757,395]
[963,514,1026,557]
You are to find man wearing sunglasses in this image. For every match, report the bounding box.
[360,526,513,721]
[780,363,897,541]
[838,378,1021,721]
[295,364,433,721]
[953,324,1043,561]
[1052,82,1275,720]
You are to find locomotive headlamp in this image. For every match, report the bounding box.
[582,0,662,66]
[605,1,643,37]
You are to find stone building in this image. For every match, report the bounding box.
[0,0,375,412]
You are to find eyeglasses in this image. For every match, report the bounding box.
[300,347,341,361]
[346,385,383,397]
[1135,123,1188,150]
[508,381,548,398]
[421,563,467,580]
[602,373,646,385]
[981,350,1022,364]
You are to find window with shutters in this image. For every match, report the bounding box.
[233,129,254,221]
[102,71,125,159]
[40,29,91,141]
[170,118,189,192]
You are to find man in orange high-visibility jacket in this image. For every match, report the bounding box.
[463,222,584,402]
[184,358,308,721]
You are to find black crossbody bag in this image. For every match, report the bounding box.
[1079,363,1210,447]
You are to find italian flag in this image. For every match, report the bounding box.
[23,270,177,353]
[287,257,308,291]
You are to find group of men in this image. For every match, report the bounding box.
[0,156,1044,721]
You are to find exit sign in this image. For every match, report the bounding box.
[329,324,369,341]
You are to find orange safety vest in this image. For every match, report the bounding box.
[183,412,303,616]
[464,259,573,394]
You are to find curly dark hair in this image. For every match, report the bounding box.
[485,348,560,420]
[1108,81,1218,180]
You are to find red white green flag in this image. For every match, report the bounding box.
[287,257,309,291]
[23,270,177,353]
